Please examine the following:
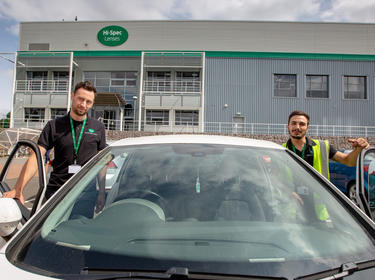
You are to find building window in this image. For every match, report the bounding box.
[27,71,48,91]
[146,110,169,125]
[175,72,200,93]
[24,108,45,122]
[306,75,329,98]
[53,71,69,91]
[124,104,134,117]
[84,71,138,99]
[110,72,137,87]
[274,74,297,97]
[344,76,367,99]
[175,110,199,126]
[51,108,66,119]
[145,72,171,92]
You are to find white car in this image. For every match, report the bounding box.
[1,135,375,279]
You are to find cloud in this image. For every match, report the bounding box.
[0,0,322,22]
[6,23,19,35]
[0,0,174,22]
[321,0,375,22]
[1,0,375,24]
[175,0,321,21]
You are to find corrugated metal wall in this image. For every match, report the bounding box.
[205,57,375,126]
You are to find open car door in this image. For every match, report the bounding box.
[0,140,46,222]
[357,147,375,221]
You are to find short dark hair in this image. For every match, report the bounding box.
[73,81,97,96]
[288,110,310,124]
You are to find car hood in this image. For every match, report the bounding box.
[0,252,55,279]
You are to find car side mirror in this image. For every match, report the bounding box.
[0,198,22,237]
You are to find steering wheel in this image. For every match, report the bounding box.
[114,190,168,213]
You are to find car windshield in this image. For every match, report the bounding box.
[9,143,375,279]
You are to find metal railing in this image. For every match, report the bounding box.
[10,117,375,137]
[143,80,201,93]
[16,80,69,92]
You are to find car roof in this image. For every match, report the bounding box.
[109,134,284,149]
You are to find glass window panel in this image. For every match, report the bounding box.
[96,72,111,79]
[96,87,110,93]
[126,80,137,87]
[109,87,124,93]
[84,72,95,79]
[176,72,200,79]
[306,75,329,98]
[24,108,45,122]
[96,79,110,87]
[125,72,137,79]
[344,76,366,99]
[27,71,48,80]
[146,110,169,125]
[111,80,125,86]
[53,72,69,80]
[111,72,125,79]
[274,74,297,97]
[148,72,171,80]
[175,110,199,126]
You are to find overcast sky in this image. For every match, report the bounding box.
[1,0,375,116]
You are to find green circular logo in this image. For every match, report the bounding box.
[97,25,128,47]
[88,128,95,133]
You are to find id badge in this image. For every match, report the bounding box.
[68,164,81,174]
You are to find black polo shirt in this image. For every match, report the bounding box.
[38,113,106,192]
[285,137,337,167]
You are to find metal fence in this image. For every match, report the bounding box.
[16,80,69,92]
[10,118,375,137]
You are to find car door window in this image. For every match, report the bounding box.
[357,148,375,221]
[0,140,46,219]
[364,150,375,219]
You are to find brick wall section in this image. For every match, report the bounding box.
[106,130,375,150]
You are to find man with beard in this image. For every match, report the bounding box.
[282,110,369,222]
[283,110,369,179]
[3,81,106,203]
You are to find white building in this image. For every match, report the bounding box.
[11,20,375,135]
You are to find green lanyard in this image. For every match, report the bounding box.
[291,141,307,160]
[70,116,87,163]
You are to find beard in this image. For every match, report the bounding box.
[288,128,306,140]
[290,135,303,139]
[72,106,88,117]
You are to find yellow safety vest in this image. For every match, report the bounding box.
[283,139,330,221]
[282,139,330,179]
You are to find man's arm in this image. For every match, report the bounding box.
[2,145,46,204]
[332,138,369,167]
[95,164,107,213]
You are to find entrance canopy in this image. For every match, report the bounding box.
[94,92,126,106]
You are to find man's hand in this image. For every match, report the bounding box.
[348,138,370,150]
[292,191,304,205]
[2,189,25,205]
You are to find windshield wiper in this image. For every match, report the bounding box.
[295,259,375,280]
[78,267,188,280]
[59,266,287,280]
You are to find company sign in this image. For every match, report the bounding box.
[97,25,128,46]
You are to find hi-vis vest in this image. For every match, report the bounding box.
[283,139,330,180]
[283,139,330,221]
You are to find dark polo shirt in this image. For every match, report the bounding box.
[38,113,106,193]
[285,137,337,167]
